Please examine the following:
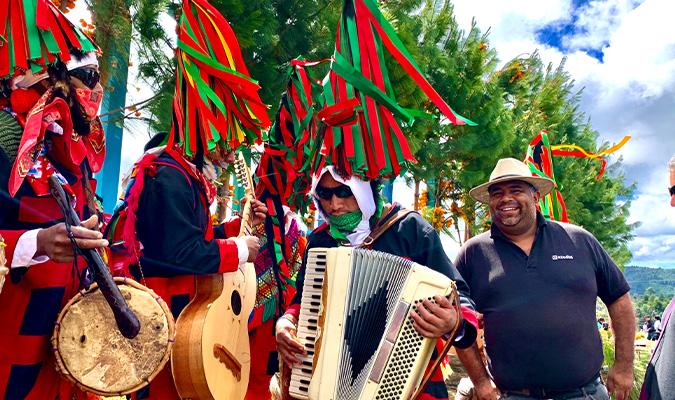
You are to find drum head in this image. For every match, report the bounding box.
[53,279,175,395]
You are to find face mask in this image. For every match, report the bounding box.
[74,86,103,120]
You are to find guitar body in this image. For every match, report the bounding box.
[172,153,259,399]
[172,261,257,400]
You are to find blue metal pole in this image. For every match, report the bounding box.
[96,29,131,213]
[382,180,394,203]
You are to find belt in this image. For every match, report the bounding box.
[503,374,602,399]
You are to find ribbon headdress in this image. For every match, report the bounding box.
[0,0,97,80]
[107,0,271,273]
[1,0,101,196]
[525,129,630,222]
[168,0,271,160]
[311,0,475,181]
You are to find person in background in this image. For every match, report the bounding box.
[246,207,306,399]
[639,155,675,399]
[652,316,662,339]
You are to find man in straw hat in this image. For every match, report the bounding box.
[454,158,635,400]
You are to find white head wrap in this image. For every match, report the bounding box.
[65,52,99,71]
[311,166,376,246]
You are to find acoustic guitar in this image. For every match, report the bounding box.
[172,154,257,400]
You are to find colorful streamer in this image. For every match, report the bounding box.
[313,0,476,180]
[168,0,271,159]
[255,58,328,215]
[551,135,631,180]
[525,130,568,222]
[0,0,98,79]
[525,130,631,221]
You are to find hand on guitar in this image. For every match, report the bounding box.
[36,215,108,263]
[240,197,268,226]
[275,315,306,366]
[241,235,261,262]
[410,295,459,338]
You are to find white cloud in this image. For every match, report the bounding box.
[568,0,640,51]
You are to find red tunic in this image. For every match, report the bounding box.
[0,168,98,400]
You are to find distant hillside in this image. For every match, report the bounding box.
[624,266,675,297]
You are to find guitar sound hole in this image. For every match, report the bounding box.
[231,290,242,315]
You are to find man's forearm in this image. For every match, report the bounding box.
[607,293,636,369]
[456,343,492,386]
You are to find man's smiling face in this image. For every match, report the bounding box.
[488,180,540,233]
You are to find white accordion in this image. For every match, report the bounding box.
[290,247,457,400]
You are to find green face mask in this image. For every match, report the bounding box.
[327,210,363,241]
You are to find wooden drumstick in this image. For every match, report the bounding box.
[48,176,141,339]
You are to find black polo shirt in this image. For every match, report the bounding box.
[455,213,630,391]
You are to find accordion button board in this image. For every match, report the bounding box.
[289,247,457,400]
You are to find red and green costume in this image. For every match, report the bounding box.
[0,1,101,398]
[105,0,269,398]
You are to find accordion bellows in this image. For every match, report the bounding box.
[291,248,457,400]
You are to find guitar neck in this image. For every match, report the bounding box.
[235,154,255,238]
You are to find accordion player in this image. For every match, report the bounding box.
[282,247,465,400]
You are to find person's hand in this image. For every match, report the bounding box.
[241,235,260,262]
[473,377,500,400]
[410,295,459,338]
[275,315,306,367]
[607,363,633,400]
[241,197,267,226]
[36,215,108,263]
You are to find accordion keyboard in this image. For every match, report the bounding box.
[289,250,327,399]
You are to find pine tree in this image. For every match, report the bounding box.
[382,0,513,242]
[497,53,636,266]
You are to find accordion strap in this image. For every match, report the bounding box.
[412,284,463,399]
[360,205,414,249]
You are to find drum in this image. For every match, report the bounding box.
[52,277,175,396]
[0,235,7,294]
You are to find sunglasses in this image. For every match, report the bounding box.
[670,185,675,196]
[69,67,100,89]
[315,184,354,200]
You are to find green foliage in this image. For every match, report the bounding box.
[624,267,675,297]
[600,329,650,400]
[633,287,672,321]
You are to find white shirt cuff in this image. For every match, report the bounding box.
[11,229,49,268]
[233,237,249,265]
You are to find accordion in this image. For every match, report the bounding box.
[290,247,459,400]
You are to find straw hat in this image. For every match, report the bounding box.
[469,158,554,203]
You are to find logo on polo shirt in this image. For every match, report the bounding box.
[552,254,574,261]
